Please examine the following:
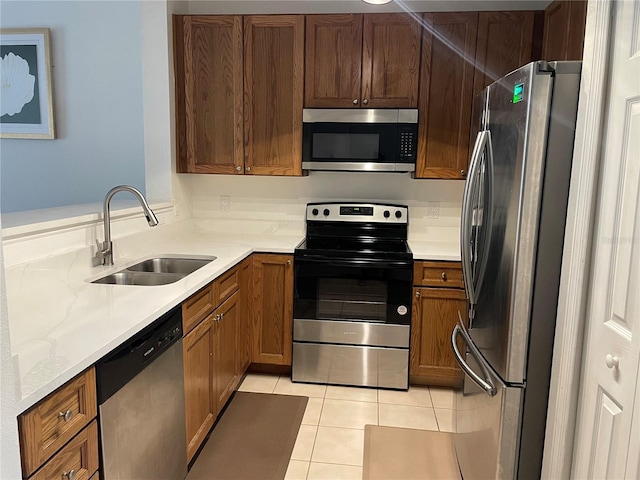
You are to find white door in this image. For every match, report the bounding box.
[572,1,640,478]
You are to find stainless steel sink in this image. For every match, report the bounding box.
[91,255,216,286]
[125,257,215,275]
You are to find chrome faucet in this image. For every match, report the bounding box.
[96,185,158,266]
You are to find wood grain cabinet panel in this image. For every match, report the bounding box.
[182,283,214,335]
[19,368,97,478]
[214,292,240,411]
[30,421,99,480]
[304,13,421,108]
[415,12,478,179]
[414,261,465,289]
[252,254,293,365]
[362,13,422,108]
[214,265,239,306]
[410,287,468,387]
[236,257,253,376]
[542,0,587,61]
[175,15,244,174]
[183,315,215,463]
[244,15,304,176]
[304,15,363,107]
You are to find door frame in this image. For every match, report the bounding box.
[541,1,614,478]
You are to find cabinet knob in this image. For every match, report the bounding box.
[246,166,251,172]
[58,410,73,422]
[62,470,76,480]
[235,165,242,172]
[441,272,447,281]
[605,354,620,369]
[363,99,369,105]
[353,99,359,105]
[287,259,292,266]
[461,169,467,177]
[415,291,420,298]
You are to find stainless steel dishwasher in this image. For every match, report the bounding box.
[96,306,187,480]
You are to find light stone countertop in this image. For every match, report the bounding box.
[6,218,460,413]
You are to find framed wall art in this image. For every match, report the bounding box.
[0,28,55,139]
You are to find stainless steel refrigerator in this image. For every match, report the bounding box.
[452,61,582,479]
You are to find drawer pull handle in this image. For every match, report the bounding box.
[441,272,447,281]
[58,410,73,422]
[62,469,76,480]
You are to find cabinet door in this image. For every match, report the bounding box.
[361,13,422,108]
[176,16,243,174]
[244,15,304,176]
[415,13,478,179]
[252,254,293,365]
[542,0,587,61]
[214,292,239,412]
[305,14,363,108]
[236,257,253,376]
[183,315,215,462]
[410,287,468,387]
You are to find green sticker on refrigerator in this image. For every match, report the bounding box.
[513,83,524,103]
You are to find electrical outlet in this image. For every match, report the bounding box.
[220,195,231,212]
[427,202,440,219]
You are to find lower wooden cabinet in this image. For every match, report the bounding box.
[410,262,469,387]
[236,257,253,375]
[251,253,294,366]
[214,292,240,411]
[183,314,216,463]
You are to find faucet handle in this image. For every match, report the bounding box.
[94,240,112,266]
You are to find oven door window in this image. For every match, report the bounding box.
[294,259,412,325]
[302,123,398,164]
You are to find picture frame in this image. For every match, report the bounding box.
[0,28,55,139]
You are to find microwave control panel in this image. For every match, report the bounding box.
[398,126,417,162]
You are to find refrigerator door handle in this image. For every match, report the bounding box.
[461,130,490,306]
[452,320,497,397]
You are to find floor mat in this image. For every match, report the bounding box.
[186,392,308,480]
[363,425,461,480]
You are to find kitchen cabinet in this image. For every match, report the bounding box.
[175,16,244,174]
[252,254,294,366]
[415,13,478,179]
[18,368,98,479]
[175,14,304,176]
[236,257,253,375]
[182,264,244,462]
[304,13,421,108]
[410,261,468,387]
[542,0,587,61]
[244,15,304,175]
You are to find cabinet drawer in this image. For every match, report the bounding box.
[30,421,99,480]
[182,284,214,334]
[19,368,97,478]
[414,261,464,289]
[214,265,239,306]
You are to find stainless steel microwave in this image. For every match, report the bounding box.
[302,109,418,173]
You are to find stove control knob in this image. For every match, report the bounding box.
[312,208,319,216]
[383,210,390,218]
[395,210,402,219]
[323,208,330,216]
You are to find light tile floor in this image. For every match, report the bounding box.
[237,374,456,480]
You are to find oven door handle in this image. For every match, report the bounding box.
[294,256,412,268]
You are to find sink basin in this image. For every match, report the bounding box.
[91,255,216,286]
[125,257,216,275]
[92,271,187,286]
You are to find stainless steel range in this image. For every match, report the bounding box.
[292,202,413,390]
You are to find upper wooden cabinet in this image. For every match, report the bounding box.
[175,16,244,174]
[304,14,421,108]
[542,0,587,61]
[244,15,304,175]
[175,14,304,176]
[415,13,478,179]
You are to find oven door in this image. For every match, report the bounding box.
[294,255,412,342]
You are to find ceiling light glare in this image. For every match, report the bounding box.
[362,0,394,4]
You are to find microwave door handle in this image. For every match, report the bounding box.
[452,322,497,397]
[461,130,489,305]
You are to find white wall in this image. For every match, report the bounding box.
[0,1,148,214]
